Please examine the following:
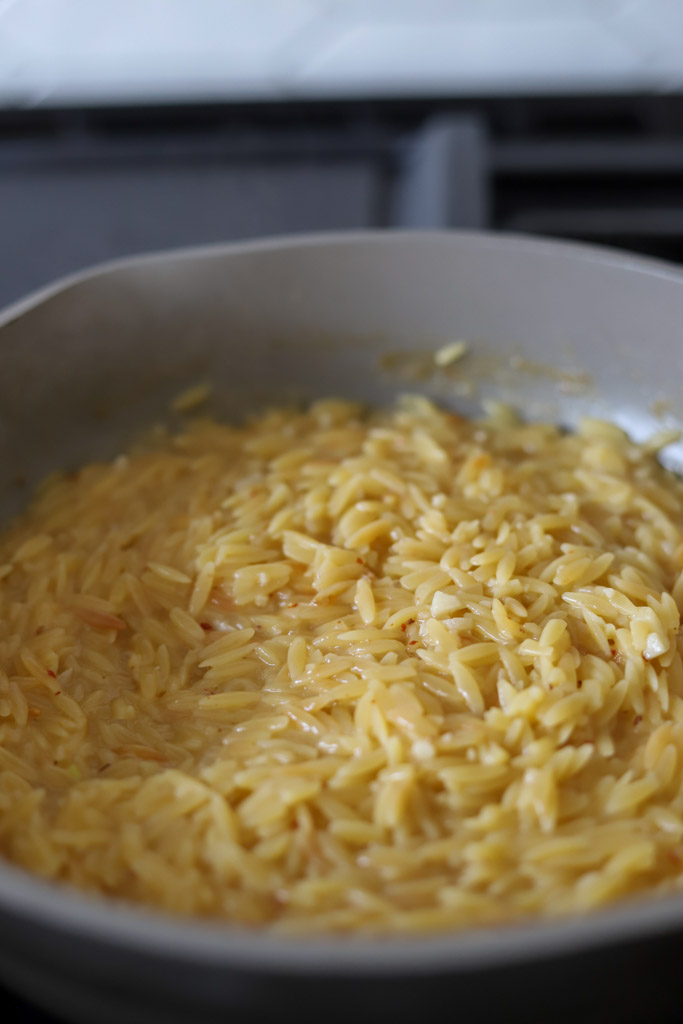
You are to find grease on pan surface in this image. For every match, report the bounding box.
[1,397,683,934]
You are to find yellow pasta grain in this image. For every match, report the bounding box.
[0,396,681,936]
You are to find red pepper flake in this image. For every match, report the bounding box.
[633,714,643,727]
[54,691,61,696]
[288,603,299,609]
[406,618,416,626]
[200,622,212,631]
[401,623,407,632]
[577,680,583,689]
[409,640,418,645]
[356,558,363,565]
[47,670,56,678]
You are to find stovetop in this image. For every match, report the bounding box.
[1,989,58,1023]
[4,93,683,312]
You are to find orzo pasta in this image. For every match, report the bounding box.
[1,397,683,933]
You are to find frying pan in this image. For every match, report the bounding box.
[0,231,682,1024]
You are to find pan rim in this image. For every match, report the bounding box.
[1,227,683,974]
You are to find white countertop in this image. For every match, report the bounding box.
[0,0,681,106]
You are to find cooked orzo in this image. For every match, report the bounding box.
[1,396,683,933]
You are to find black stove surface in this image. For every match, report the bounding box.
[1,990,58,1023]
[4,93,683,309]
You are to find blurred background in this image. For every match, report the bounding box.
[2,0,683,306]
